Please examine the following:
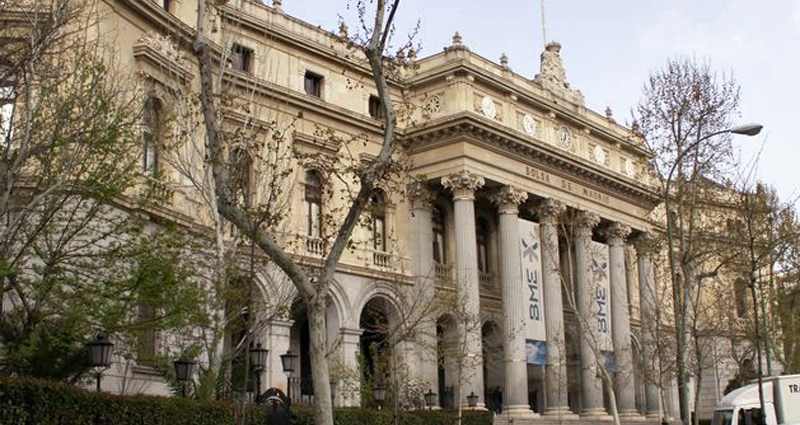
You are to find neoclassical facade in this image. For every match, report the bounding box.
[51,0,688,423]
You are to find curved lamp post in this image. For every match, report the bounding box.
[173,358,196,398]
[663,122,762,425]
[249,342,268,402]
[87,334,114,393]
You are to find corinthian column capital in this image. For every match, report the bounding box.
[441,171,485,200]
[574,210,600,238]
[632,231,658,256]
[490,185,528,214]
[407,181,434,210]
[535,198,565,224]
[603,222,631,246]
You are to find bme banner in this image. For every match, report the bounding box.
[590,241,613,353]
[520,219,547,365]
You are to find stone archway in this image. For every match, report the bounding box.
[482,320,504,412]
[436,314,459,409]
[358,297,398,392]
[287,297,341,406]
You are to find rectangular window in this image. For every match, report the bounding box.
[138,304,158,364]
[368,95,384,119]
[231,43,253,73]
[304,71,323,97]
[162,0,171,12]
[0,86,15,143]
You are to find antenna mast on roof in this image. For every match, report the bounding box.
[540,0,548,47]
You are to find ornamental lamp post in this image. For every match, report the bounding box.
[466,391,479,409]
[280,350,297,400]
[173,357,196,398]
[424,388,437,411]
[249,342,268,402]
[373,383,386,410]
[87,334,114,393]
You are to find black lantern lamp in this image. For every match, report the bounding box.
[280,350,297,397]
[87,334,114,392]
[373,383,386,409]
[466,391,479,408]
[424,388,437,410]
[249,343,268,402]
[173,357,196,398]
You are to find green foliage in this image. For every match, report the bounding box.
[0,378,492,425]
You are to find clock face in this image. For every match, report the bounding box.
[593,145,606,164]
[558,126,572,149]
[481,95,497,120]
[624,158,636,177]
[522,114,537,135]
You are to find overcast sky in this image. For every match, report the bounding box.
[282,0,800,206]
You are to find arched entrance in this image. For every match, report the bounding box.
[358,296,397,405]
[437,314,459,409]
[482,320,504,412]
[288,297,340,406]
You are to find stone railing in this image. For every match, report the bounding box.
[372,249,392,269]
[304,236,325,257]
[479,272,497,292]
[435,263,454,286]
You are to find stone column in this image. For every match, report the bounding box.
[339,327,363,407]
[491,185,537,418]
[267,319,293,393]
[536,199,577,417]
[442,170,485,409]
[574,210,607,417]
[635,233,662,419]
[604,222,639,417]
[408,182,439,402]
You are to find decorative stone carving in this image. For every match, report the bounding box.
[522,114,538,135]
[136,32,184,64]
[602,222,631,246]
[557,126,572,149]
[422,94,442,117]
[593,145,606,164]
[500,53,509,69]
[633,232,658,255]
[407,181,434,209]
[624,158,636,178]
[535,199,565,224]
[444,32,469,52]
[490,186,528,214]
[441,171,484,199]
[533,42,585,105]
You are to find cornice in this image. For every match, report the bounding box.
[410,59,650,158]
[405,113,661,209]
[115,0,195,47]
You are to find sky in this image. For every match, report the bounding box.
[282,0,800,206]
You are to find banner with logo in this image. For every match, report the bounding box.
[519,219,547,364]
[589,241,613,352]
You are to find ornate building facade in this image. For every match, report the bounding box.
[9,0,701,423]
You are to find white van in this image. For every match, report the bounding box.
[712,375,800,425]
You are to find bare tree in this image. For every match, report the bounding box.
[635,57,742,425]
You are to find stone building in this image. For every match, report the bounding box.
[4,0,711,423]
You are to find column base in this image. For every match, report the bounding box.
[543,406,580,420]
[463,402,488,411]
[505,405,540,419]
[618,410,646,420]
[645,411,662,420]
[581,407,612,420]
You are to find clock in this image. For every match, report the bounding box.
[522,114,537,135]
[558,126,572,149]
[593,145,606,164]
[481,95,497,120]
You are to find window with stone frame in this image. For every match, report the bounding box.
[142,97,164,175]
[368,95,384,119]
[371,190,387,252]
[735,278,748,318]
[230,147,254,206]
[476,217,490,273]
[231,43,253,73]
[0,85,14,144]
[432,205,446,264]
[304,170,323,238]
[304,71,323,97]
[137,304,158,364]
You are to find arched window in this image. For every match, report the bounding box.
[371,190,387,252]
[142,97,163,175]
[476,217,490,273]
[432,205,446,264]
[305,171,322,238]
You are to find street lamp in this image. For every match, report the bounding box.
[249,342,268,402]
[424,388,437,411]
[373,383,386,409]
[280,350,297,399]
[466,391,479,409]
[663,122,763,425]
[87,334,114,393]
[173,358,196,398]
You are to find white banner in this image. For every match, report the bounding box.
[590,241,613,352]
[520,219,546,344]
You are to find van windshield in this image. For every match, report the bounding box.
[713,410,734,425]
